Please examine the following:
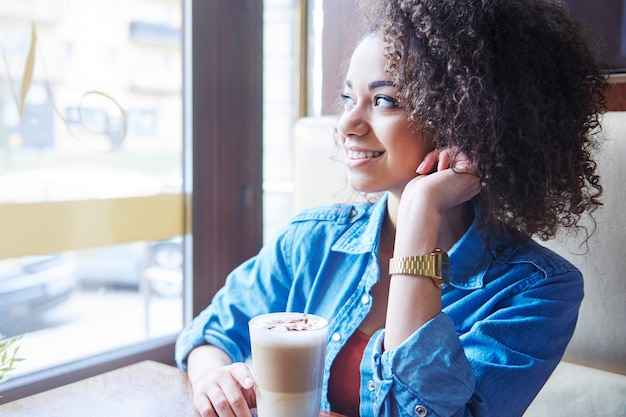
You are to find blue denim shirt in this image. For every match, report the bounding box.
[175,194,583,417]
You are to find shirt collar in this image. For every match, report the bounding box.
[331,193,513,290]
[331,194,388,255]
[448,216,520,290]
[447,218,492,289]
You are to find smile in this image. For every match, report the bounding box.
[346,150,384,160]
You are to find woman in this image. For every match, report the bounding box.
[175,0,607,416]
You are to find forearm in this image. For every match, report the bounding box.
[384,276,442,350]
[384,202,442,350]
[384,151,480,350]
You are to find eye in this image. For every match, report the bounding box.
[340,93,355,108]
[374,95,399,108]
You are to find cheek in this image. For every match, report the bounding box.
[388,129,431,167]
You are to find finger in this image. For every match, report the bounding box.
[230,363,255,391]
[437,150,452,172]
[207,386,236,417]
[450,152,478,175]
[416,150,440,174]
[216,380,254,417]
[230,364,257,408]
[193,392,218,417]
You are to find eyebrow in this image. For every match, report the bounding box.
[368,80,395,90]
[344,80,396,90]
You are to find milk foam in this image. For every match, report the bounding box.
[249,313,328,346]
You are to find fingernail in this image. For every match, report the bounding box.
[243,376,254,389]
[416,161,425,173]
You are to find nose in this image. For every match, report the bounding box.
[337,106,369,139]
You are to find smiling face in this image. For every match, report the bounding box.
[337,35,433,198]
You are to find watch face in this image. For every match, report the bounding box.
[435,249,450,284]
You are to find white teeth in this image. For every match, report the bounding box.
[347,150,383,160]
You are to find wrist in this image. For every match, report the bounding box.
[188,345,231,383]
[389,249,450,289]
[393,211,441,257]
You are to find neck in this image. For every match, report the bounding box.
[436,202,474,250]
[385,193,474,253]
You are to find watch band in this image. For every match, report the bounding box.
[388,249,450,289]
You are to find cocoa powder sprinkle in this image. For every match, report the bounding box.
[265,314,316,331]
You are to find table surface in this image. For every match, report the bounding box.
[0,360,346,417]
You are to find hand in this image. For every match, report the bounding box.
[410,147,481,212]
[188,346,256,417]
[394,148,481,256]
[191,362,256,417]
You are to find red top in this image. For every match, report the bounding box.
[327,329,371,417]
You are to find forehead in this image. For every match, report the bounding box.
[346,35,389,84]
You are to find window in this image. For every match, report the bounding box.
[0,0,329,401]
[0,0,184,400]
[0,0,302,402]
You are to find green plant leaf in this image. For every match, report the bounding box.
[0,333,24,385]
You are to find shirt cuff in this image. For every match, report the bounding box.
[175,309,212,370]
[370,312,475,416]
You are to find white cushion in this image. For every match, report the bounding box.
[524,361,626,417]
[542,112,626,375]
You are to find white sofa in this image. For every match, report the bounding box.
[292,114,626,416]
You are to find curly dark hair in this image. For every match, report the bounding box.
[357,0,608,241]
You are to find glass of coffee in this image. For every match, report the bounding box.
[249,312,329,417]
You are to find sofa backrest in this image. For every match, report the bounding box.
[292,114,626,375]
[546,112,626,375]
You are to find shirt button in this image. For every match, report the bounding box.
[361,295,370,304]
[414,405,428,416]
[367,380,375,391]
[331,332,342,342]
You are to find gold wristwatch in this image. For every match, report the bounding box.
[388,249,450,289]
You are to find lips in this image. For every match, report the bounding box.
[346,150,384,160]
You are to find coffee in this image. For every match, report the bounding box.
[249,313,329,417]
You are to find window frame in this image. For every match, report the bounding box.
[189,0,264,319]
